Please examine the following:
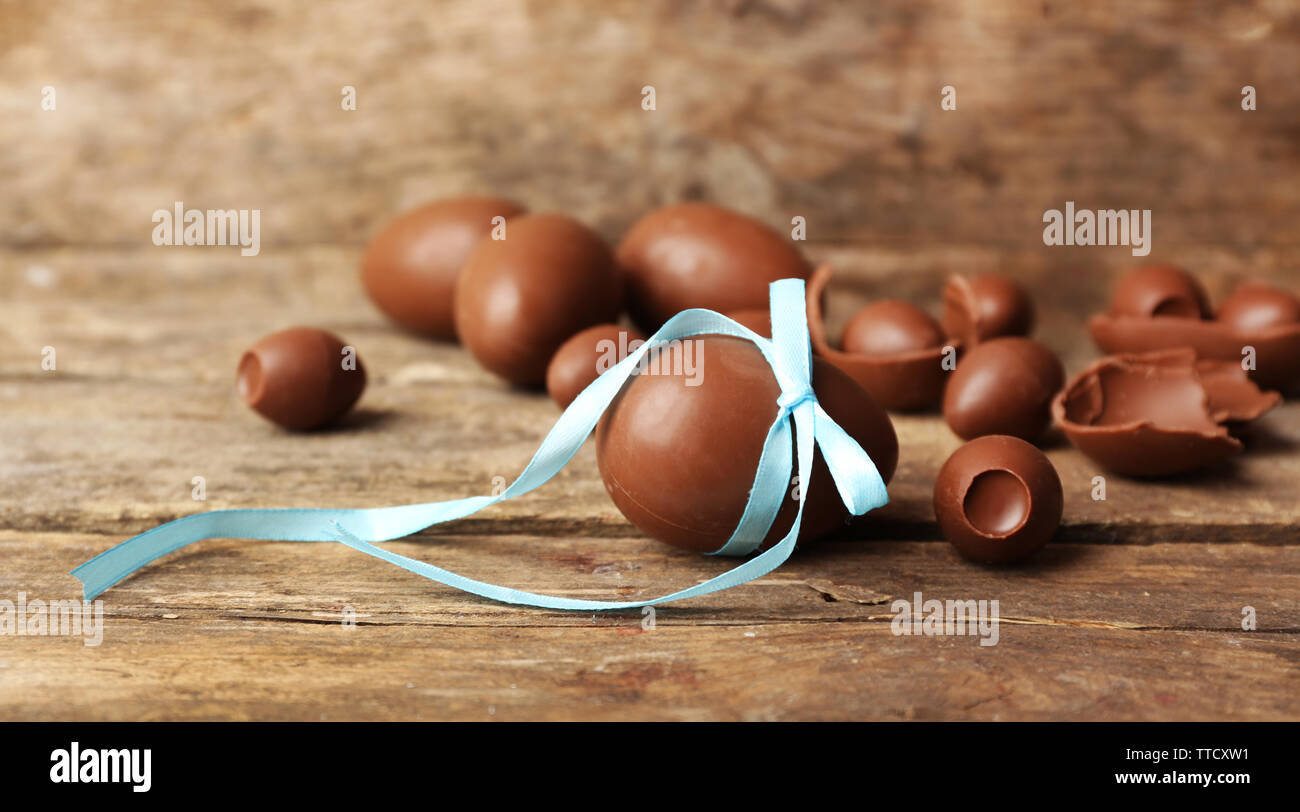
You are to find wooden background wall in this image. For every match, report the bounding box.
[2,0,1298,273]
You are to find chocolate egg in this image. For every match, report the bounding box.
[1216,282,1300,333]
[941,273,1036,344]
[617,203,811,332]
[805,266,956,412]
[1109,264,1210,319]
[943,337,1064,442]
[596,335,898,553]
[933,435,1062,563]
[454,213,622,386]
[237,327,366,431]
[1053,349,1280,477]
[546,324,647,408]
[843,300,945,358]
[361,197,526,339]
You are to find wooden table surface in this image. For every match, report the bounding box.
[2,1,1298,720]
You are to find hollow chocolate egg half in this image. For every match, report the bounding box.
[596,335,898,552]
[804,265,959,411]
[933,435,1063,564]
[1053,348,1280,477]
[941,273,1036,346]
[1089,270,1300,392]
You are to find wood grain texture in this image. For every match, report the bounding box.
[3,532,1297,721]
[1,0,1299,721]
[2,0,1300,262]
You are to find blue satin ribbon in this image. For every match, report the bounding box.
[71,279,889,609]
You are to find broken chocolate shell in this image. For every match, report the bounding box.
[1108,264,1211,320]
[1087,310,1300,392]
[1089,277,1300,392]
[1052,349,1280,477]
[941,273,1036,346]
[805,264,958,411]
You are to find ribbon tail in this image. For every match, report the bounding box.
[812,403,889,517]
[323,405,817,609]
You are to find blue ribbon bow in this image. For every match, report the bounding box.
[71,279,889,609]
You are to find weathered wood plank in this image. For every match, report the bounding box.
[4,532,1296,632]
[5,526,1294,720]
[1,611,1293,721]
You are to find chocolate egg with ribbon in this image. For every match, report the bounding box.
[596,334,898,552]
[72,280,891,611]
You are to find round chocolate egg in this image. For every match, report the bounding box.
[942,273,1036,344]
[943,337,1064,442]
[455,213,622,386]
[237,327,366,431]
[1216,282,1300,333]
[546,324,647,409]
[596,335,898,553]
[933,435,1062,564]
[842,300,946,358]
[616,203,811,332]
[361,196,526,339]
[1109,264,1210,319]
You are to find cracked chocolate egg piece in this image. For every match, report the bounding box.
[843,300,946,358]
[1091,267,1300,392]
[237,327,366,431]
[941,273,1036,345]
[1052,349,1280,477]
[617,203,811,333]
[596,335,898,553]
[943,337,1064,442]
[455,213,622,387]
[1108,264,1211,319]
[546,324,647,409]
[933,435,1062,564]
[804,265,957,411]
[361,196,527,340]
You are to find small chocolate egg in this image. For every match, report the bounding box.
[596,335,897,553]
[934,435,1062,563]
[1109,264,1210,319]
[942,273,1036,344]
[842,300,945,358]
[546,324,647,408]
[1216,282,1300,333]
[361,197,526,339]
[943,337,1064,442]
[455,213,622,386]
[617,203,811,332]
[237,327,366,431]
